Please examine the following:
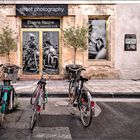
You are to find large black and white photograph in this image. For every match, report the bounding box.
[22,31,39,74]
[88,19,107,59]
[42,31,59,75]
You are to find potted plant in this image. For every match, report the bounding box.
[63,25,88,78]
[0,26,19,82]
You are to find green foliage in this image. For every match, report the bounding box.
[0,26,17,55]
[63,26,88,50]
[63,26,88,64]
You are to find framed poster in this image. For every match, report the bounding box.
[88,19,107,59]
[124,34,137,51]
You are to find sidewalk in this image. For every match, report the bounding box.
[11,79,140,98]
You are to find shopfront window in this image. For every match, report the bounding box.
[88,19,107,60]
[42,31,59,74]
[22,31,39,74]
[21,19,60,75]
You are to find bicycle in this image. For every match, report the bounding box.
[0,64,17,123]
[68,67,95,127]
[30,72,48,131]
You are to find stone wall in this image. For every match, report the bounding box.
[0,5,20,66]
[62,4,118,79]
[0,4,120,79]
[115,4,140,79]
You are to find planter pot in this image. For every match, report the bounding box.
[65,64,83,80]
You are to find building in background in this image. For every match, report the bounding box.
[0,0,139,80]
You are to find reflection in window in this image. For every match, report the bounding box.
[88,19,107,60]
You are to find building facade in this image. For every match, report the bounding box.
[0,0,140,80]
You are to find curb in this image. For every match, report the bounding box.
[92,92,140,98]
[17,92,140,98]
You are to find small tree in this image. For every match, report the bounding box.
[0,26,17,65]
[63,26,88,65]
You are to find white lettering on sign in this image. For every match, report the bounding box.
[19,7,33,12]
[18,7,64,14]
[34,7,64,13]
[126,38,136,44]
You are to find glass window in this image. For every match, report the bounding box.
[88,19,107,60]
[22,31,39,74]
[42,31,59,75]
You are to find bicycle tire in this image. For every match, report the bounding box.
[30,86,38,105]
[9,90,13,110]
[69,79,76,103]
[79,90,92,127]
[42,88,46,110]
[1,92,8,122]
[30,108,37,131]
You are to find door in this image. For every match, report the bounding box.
[22,31,40,74]
[21,30,60,75]
[42,31,59,75]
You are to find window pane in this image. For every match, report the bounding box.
[22,31,39,74]
[88,19,107,60]
[42,31,59,75]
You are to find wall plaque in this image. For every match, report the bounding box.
[124,34,137,51]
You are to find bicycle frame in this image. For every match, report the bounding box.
[0,80,16,122]
[1,86,14,111]
[78,79,95,109]
[0,86,11,122]
[68,67,95,127]
[73,73,83,100]
[33,84,43,113]
[30,73,47,130]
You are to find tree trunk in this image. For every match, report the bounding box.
[7,52,10,66]
[74,48,77,65]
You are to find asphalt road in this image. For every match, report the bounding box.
[0,98,140,140]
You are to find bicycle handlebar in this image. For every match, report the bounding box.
[68,67,86,73]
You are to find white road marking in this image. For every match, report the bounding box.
[32,127,72,140]
[93,98,140,102]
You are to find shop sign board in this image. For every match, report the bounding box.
[22,19,60,28]
[16,4,68,16]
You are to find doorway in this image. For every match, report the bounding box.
[21,29,60,75]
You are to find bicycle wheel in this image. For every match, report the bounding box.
[1,93,8,122]
[69,80,76,103]
[42,88,46,110]
[30,86,38,105]
[1,103,8,122]
[30,108,37,131]
[9,89,14,110]
[79,90,92,127]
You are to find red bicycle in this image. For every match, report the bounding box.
[30,72,48,131]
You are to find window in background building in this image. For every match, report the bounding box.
[88,19,107,60]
